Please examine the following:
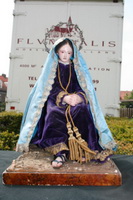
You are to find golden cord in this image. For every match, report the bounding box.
[57,62,96,163]
[57,63,72,92]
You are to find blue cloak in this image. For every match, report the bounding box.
[16,38,117,152]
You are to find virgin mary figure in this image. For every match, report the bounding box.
[16,38,117,168]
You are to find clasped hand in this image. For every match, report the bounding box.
[63,94,83,106]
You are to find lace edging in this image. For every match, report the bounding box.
[16,143,29,153]
[45,142,69,155]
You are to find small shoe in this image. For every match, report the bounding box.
[82,157,86,163]
[52,154,67,169]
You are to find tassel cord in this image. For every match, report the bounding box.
[57,62,96,163]
[65,105,96,155]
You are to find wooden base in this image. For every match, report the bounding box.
[3,149,122,186]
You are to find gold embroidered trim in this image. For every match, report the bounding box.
[56,91,68,107]
[45,142,69,155]
[92,149,113,161]
[76,92,88,104]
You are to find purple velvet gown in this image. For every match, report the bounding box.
[31,62,102,157]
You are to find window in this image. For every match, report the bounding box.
[0,80,2,88]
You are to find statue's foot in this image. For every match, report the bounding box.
[52,154,66,168]
[82,157,86,163]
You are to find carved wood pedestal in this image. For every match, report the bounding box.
[3,149,122,186]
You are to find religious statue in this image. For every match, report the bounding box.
[16,38,117,168]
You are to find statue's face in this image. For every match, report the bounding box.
[58,43,73,63]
